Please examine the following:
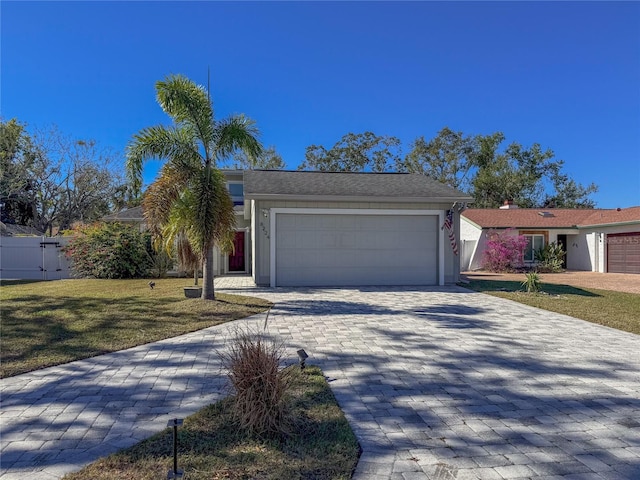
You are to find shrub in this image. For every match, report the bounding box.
[220,328,293,438]
[481,229,529,272]
[148,249,173,278]
[63,222,152,279]
[534,241,565,273]
[522,271,541,293]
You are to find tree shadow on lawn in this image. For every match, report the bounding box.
[0,279,43,287]
[1,294,264,378]
[467,279,602,297]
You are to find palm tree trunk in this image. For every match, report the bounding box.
[201,246,215,300]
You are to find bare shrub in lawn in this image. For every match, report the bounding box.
[221,328,293,437]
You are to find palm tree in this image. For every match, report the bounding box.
[127,74,262,300]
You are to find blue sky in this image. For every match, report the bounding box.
[2,1,639,208]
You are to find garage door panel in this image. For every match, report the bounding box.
[337,232,354,248]
[277,265,434,287]
[277,232,296,249]
[275,213,438,286]
[277,214,297,230]
[607,233,640,274]
[333,216,353,230]
[373,231,394,247]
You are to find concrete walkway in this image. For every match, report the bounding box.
[1,284,639,479]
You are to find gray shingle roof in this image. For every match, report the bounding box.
[102,206,144,221]
[243,170,471,201]
[0,222,44,236]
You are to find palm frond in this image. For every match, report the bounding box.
[156,74,215,153]
[162,190,201,266]
[126,125,201,194]
[174,231,199,273]
[191,167,236,255]
[212,114,262,164]
[141,165,190,242]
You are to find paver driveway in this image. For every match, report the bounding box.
[1,286,639,479]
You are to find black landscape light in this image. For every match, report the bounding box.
[167,418,184,479]
[297,349,308,370]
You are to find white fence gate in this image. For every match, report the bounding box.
[0,236,72,280]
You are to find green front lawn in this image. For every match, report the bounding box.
[463,279,640,335]
[63,365,360,480]
[0,279,272,378]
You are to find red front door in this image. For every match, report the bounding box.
[229,231,245,272]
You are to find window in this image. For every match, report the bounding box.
[227,182,244,206]
[523,234,544,263]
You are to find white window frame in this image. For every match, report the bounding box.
[523,234,545,263]
[227,181,244,207]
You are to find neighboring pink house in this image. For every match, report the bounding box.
[460,203,640,274]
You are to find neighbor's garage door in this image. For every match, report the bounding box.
[607,232,640,274]
[275,213,438,286]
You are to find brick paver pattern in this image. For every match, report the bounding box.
[1,281,639,479]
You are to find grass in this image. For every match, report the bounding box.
[0,278,272,378]
[63,365,360,480]
[463,279,640,335]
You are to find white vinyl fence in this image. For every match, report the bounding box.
[0,236,73,280]
[460,239,477,272]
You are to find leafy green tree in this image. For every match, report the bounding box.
[542,171,598,208]
[126,74,262,300]
[0,118,38,225]
[299,132,401,172]
[469,132,597,209]
[111,184,143,212]
[397,127,476,191]
[226,145,286,170]
[301,127,598,208]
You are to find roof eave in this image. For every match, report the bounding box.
[578,220,640,229]
[103,217,143,222]
[245,193,473,204]
[470,225,581,230]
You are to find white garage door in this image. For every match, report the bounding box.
[275,213,438,286]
